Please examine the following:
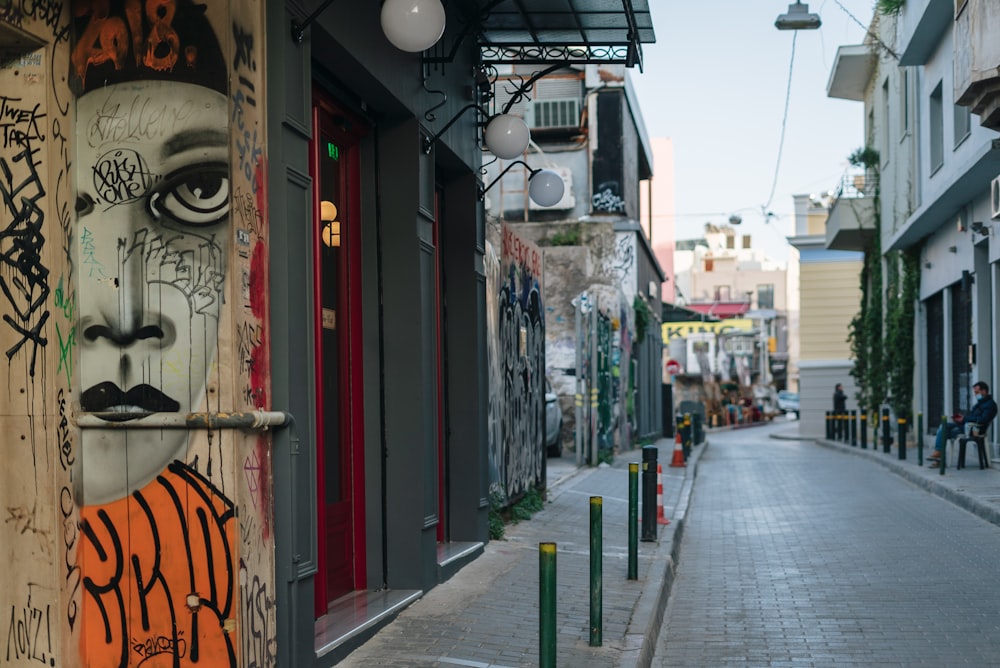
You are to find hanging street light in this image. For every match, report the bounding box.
[774,1,821,30]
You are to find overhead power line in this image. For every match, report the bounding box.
[762,31,798,216]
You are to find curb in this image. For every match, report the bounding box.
[813,437,1000,530]
[618,439,705,668]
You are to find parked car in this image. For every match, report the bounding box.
[777,390,800,414]
[545,380,563,456]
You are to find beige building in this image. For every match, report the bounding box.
[675,226,787,310]
[674,225,791,389]
[788,194,864,436]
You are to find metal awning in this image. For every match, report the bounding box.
[428,0,655,69]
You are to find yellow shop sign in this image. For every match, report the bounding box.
[660,319,753,341]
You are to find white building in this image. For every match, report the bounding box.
[826,2,1000,446]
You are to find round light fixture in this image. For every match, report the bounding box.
[528,169,565,207]
[380,0,446,53]
[322,221,341,248]
[320,200,341,247]
[320,201,338,222]
[484,114,530,160]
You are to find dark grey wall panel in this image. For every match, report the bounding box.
[269,4,317,667]
[442,173,489,540]
[359,131,386,589]
[379,118,438,591]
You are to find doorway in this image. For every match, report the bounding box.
[311,87,368,612]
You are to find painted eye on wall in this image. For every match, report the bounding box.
[150,163,230,226]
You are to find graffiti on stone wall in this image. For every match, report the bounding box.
[0,1,67,38]
[71,2,237,665]
[231,14,269,416]
[591,181,625,214]
[486,226,545,501]
[485,242,502,493]
[4,584,55,665]
[613,234,634,277]
[229,21,275,666]
[0,125,50,379]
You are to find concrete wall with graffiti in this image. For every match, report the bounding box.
[1,1,274,665]
[485,224,545,503]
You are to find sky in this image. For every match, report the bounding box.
[631,0,877,265]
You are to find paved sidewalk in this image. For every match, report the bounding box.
[339,437,704,667]
[773,421,1000,529]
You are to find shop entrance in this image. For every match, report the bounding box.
[311,88,368,611]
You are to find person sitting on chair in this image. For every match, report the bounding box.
[928,381,998,468]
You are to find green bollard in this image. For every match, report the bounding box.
[628,463,638,580]
[590,496,602,647]
[882,408,891,453]
[682,414,692,460]
[540,542,557,667]
[860,412,867,449]
[917,413,924,465]
[898,418,907,460]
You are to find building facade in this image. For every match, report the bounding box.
[485,64,665,457]
[0,2,654,666]
[788,194,863,434]
[674,225,791,389]
[826,1,1000,445]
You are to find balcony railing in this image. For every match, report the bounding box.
[826,170,878,252]
[832,169,878,200]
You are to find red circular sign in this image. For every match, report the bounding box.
[665,359,681,376]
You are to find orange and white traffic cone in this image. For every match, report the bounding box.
[656,464,670,525]
[669,431,686,468]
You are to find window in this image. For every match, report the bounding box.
[757,284,775,310]
[725,235,735,249]
[882,78,890,164]
[954,103,971,147]
[714,286,731,301]
[899,69,910,138]
[929,82,944,173]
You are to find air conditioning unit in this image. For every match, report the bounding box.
[991,174,1000,220]
[525,98,580,129]
[528,167,576,210]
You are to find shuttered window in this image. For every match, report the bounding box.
[951,281,973,412]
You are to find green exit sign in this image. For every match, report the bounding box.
[326,142,340,160]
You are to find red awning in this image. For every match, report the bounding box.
[685,302,751,319]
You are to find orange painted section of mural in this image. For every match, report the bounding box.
[80,463,236,666]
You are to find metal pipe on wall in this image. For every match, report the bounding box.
[77,411,292,430]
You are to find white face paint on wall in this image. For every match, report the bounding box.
[76,80,229,505]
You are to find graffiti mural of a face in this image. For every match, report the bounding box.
[76,79,228,503]
[73,0,229,505]
[71,3,239,665]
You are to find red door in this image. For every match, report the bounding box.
[311,89,368,613]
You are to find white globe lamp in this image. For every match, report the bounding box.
[528,169,565,208]
[484,114,530,160]
[380,0,446,53]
